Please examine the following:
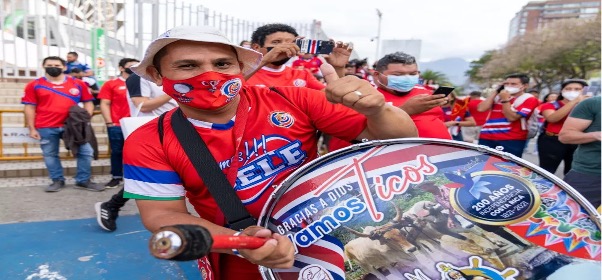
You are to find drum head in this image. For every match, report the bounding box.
[259,139,601,280]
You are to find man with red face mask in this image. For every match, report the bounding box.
[123,26,417,280]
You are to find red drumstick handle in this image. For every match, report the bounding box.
[149,224,267,261]
[212,235,267,249]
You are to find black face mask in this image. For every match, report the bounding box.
[125,68,134,75]
[271,57,290,66]
[265,47,290,66]
[45,67,63,77]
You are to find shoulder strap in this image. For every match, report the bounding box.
[170,108,256,230]
[513,93,533,108]
[158,111,168,145]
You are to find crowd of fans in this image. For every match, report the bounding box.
[19,22,600,279]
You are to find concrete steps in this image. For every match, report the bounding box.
[0,158,112,179]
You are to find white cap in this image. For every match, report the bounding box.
[131,26,263,81]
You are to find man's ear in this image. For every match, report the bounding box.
[238,61,245,72]
[146,66,163,86]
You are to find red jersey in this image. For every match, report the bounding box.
[479,94,539,140]
[246,66,325,90]
[291,56,322,74]
[380,86,451,139]
[467,98,490,126]
[97,77,131,125]
[21,76,94,128]
[122,86,366,279]
[540,101,565,134]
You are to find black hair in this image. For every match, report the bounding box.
[251,23,298,47]
[561,78,588,90]
[469,91,482,97]
[42,56,66,66]
[118,58,140,68]
[543,92,561,102]
[239,40,250,46]
[375,52,417,72]
[504,73,530,85]
[67,51,78,57]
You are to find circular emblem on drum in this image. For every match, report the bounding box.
[450,171,541,225]
[298,264,333,280]
[293,79,307,87]
[69,88,80,95]
[220,78,242,98]
[269,111,294,128]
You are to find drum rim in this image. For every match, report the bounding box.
[258,138,601,277]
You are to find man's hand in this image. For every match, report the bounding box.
[237,226,295,268]
[322,63,385,116]
[29,128,41,140]
[260,43,300,66]
[498,90,511,101]
[400,94,448,116]
[323,41,353,68]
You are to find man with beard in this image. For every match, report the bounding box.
[246,23,328,90]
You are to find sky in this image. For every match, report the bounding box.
[202,0,533,63]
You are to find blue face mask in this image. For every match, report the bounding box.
[383,74,419,92]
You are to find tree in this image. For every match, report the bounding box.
[475,16,601,91]
[465,50,496,85]
[420,69,452,86]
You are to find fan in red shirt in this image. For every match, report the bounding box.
[246,24,325,90]
[328,51,450,152]
[441,94,476,142]
[537,79,589,175]
[292,53,323,75]
[98,58,139,189]
[477,73,540,158]
[21,56,96,192]
[122,25,417,280]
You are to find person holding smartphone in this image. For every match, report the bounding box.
[477,73,539,158]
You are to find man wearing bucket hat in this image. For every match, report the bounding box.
[122,26,417,279]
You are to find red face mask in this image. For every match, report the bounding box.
[162,71,244,110]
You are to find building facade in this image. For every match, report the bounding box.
[508,0,600,40]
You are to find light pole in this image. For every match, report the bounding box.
[375,9,383,61]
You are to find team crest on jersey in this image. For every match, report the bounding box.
[220,78,242,98]
[269,111,294,128]
[69,88,80,96]
[293,79,307,87]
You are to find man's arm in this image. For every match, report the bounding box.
[477,91,496,112]
[83,101,94,116]
[321,63,417,140]
[131,95,173,113]
[500,102,521,122]
[99,99,112,124]
[559,116,600,144]
[24,104,40,140]
[135,196,294,267]
[128,76,173,113]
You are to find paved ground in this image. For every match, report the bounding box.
[0,140,564,279]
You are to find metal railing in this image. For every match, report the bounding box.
[1,0,326,80]
[0,109,110,161]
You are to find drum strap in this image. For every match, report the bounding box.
[165,107,257,231]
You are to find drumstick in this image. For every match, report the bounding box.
[149,224,266,261]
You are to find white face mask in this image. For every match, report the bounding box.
[505,87,521,94]
[562,90,581,101]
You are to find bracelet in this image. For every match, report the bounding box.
[500,100,510,103]
[106,122,114,125]
[232,231,245,258]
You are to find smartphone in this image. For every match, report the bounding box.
[295,39,335,55]
[433,86,455,97]
[496,85,505,93]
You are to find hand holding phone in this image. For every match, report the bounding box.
[433,86,455,97]
[295,39,335,55]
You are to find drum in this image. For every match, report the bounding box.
[259,139,601,280]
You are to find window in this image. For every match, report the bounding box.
[581,7,599,13]
[581,2,600,7]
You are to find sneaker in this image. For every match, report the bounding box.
[74,180,106,192]
[105,178,123,189]
[95,202,118,232]
[45,180,65,192]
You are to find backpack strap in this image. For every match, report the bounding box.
[158,111,168,145]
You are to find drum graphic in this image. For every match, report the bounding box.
[259,139,601,280]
